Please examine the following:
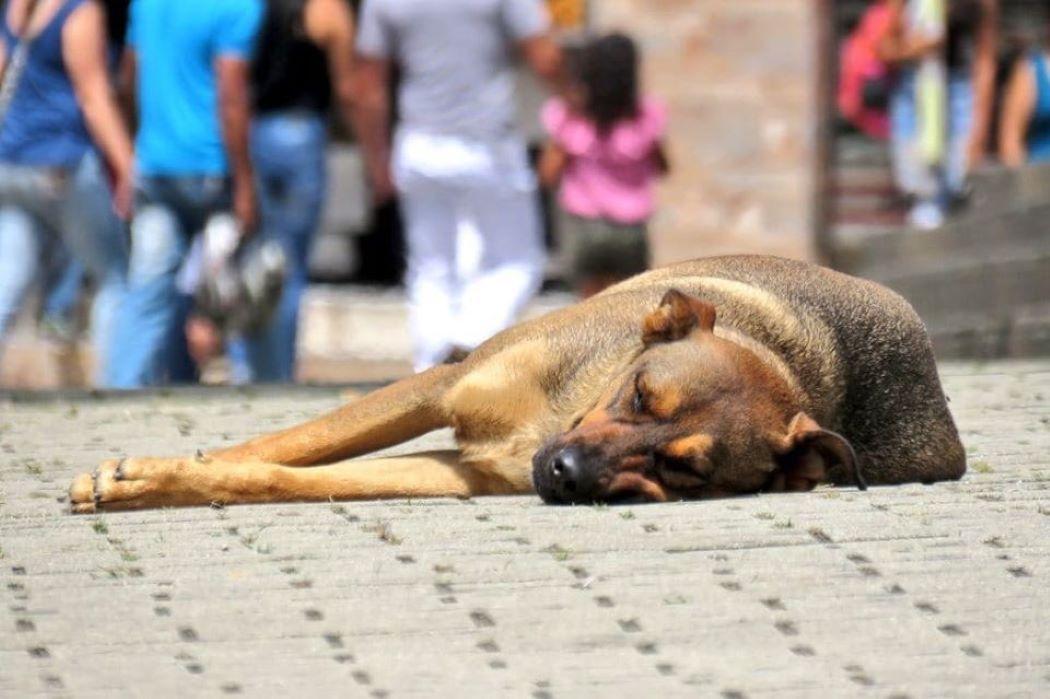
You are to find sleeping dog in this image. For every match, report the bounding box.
[70,255,965,512]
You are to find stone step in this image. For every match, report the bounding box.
[831,208,906,227]
[834,182,1050,360]
[878,249,1050,322]
[837,200,1050,275]
[830,165,896,192]
[834,136,893,168]
[0,288,577,389]
[830,221,909,245]
[966,163,1050,217]
[0,332,93,390]
[927,302,1050,359]
[298,286,574,364]
[831,193,903,224]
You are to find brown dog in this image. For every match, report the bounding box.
[69,255,965,513]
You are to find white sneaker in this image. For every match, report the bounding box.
[907,201,944,230]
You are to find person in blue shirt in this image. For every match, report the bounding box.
[225,0,359,384]
[109,0,263,387]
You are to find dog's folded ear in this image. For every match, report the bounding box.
[768,413,864,492]
[642,289,717,346]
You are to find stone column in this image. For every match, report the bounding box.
[590,0,828,265]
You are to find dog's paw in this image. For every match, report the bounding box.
[68,458,181,514]
[69,469,99,514]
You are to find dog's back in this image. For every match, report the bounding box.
[456,255,965,487]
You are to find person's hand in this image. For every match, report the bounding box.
[111,169,134,221]
[565,83,587,112]
[233,177,258,235]
[904,30,944,59]
[185,314,223,369]
[369,162,396,205]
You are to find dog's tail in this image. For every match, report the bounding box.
[211,364,463,466]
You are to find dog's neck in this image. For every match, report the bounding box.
[713,325,809,413]
[662,276,845,424]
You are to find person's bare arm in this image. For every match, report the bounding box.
[351,55,394,202]
[878,0,943,64]
[62,1,134,217]
[117,48,137,130]
[520,33,563,88]
[537,141,566,189]
[216,55,257,232]
[877,0,907,62]
[654,142,671,176]
[999,57,1035,167]
[304,0,358,133]
[967,0,999,166]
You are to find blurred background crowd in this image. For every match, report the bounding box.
[837,0,1050,227]
[0,0,1048,390]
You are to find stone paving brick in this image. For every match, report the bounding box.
[0,361,1048,696]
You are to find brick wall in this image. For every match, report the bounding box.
[590,0,825,265]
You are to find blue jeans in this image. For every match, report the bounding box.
[43,257,83,321]
[0,153,127,383]
[228,112,327,383]
[108,175,230,388]
[889,67,973,207]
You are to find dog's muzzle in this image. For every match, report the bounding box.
[532,445,603,504]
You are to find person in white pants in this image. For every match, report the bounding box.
[354,0,562,371]
[394,130,544,369]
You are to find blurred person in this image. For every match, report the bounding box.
[41,0,132,352]
[0,0,134,382]
[66,147,130,378]
[226,0,359,383]
[354,0,561,371]
[998,34,1050,165]
[108,0,263,388]
[880,0,997,229]
[838,0,895,141]
[538,33,668,299]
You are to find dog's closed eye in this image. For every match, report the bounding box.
[631,373,648,414]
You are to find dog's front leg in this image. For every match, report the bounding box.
[208,364,462,466]
[69,451,523,513]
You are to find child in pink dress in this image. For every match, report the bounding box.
[539,32,669,297]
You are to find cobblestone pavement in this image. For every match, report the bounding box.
[1,362,1048,697]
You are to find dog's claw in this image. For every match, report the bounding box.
[92,468,102,505]
[68,472,97,514]
[69,457,197,514]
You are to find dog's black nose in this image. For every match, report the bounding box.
[542,446,598,503]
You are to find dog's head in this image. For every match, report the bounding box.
[532,289,863,504]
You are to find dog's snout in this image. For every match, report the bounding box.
[550,446,582,487]
[539,446,599,504]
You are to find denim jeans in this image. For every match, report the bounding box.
[227,112,327,383]
[889,67,973,206]
[43,257,84,322]
[107,175,230,388]
[0,153,127,384]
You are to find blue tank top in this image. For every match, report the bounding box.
[0,0,92,168]
[1027,53,1050,163]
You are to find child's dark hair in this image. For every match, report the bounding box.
[580,32,640,135]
